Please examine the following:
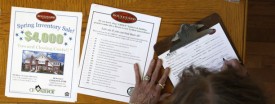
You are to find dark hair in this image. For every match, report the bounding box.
[167,65,265,104]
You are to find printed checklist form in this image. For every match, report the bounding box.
[158,23,239,86]
[77,4,161,102]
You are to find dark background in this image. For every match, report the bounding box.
[246,0,275,104]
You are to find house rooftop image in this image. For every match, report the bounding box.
[22,51,64,75]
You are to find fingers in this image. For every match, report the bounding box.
[223,59,243,69]
[197,29,216,36]
[144,59,156,81]
[159,68,170,84]
[227,59,247,77]
[134,63,141,84]
[229,59,243,68]
[156,68,170,91]
[150,59,162,85]
[221,60,229,71]
[221,59,248,77]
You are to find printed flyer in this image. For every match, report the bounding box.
[5,7,82,102]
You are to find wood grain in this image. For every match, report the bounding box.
[245,0,275,103]
[247,0,275,43]
[0,0,247,103]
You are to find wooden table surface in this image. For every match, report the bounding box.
[0,0,247,103]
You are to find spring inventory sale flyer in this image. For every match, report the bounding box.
[5,7,82,102]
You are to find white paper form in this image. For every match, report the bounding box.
[5,7,82,102]
[158,23,239,86]
[77,4,161,102]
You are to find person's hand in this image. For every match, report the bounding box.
[222,59,248,77]
[129,59,171,104]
